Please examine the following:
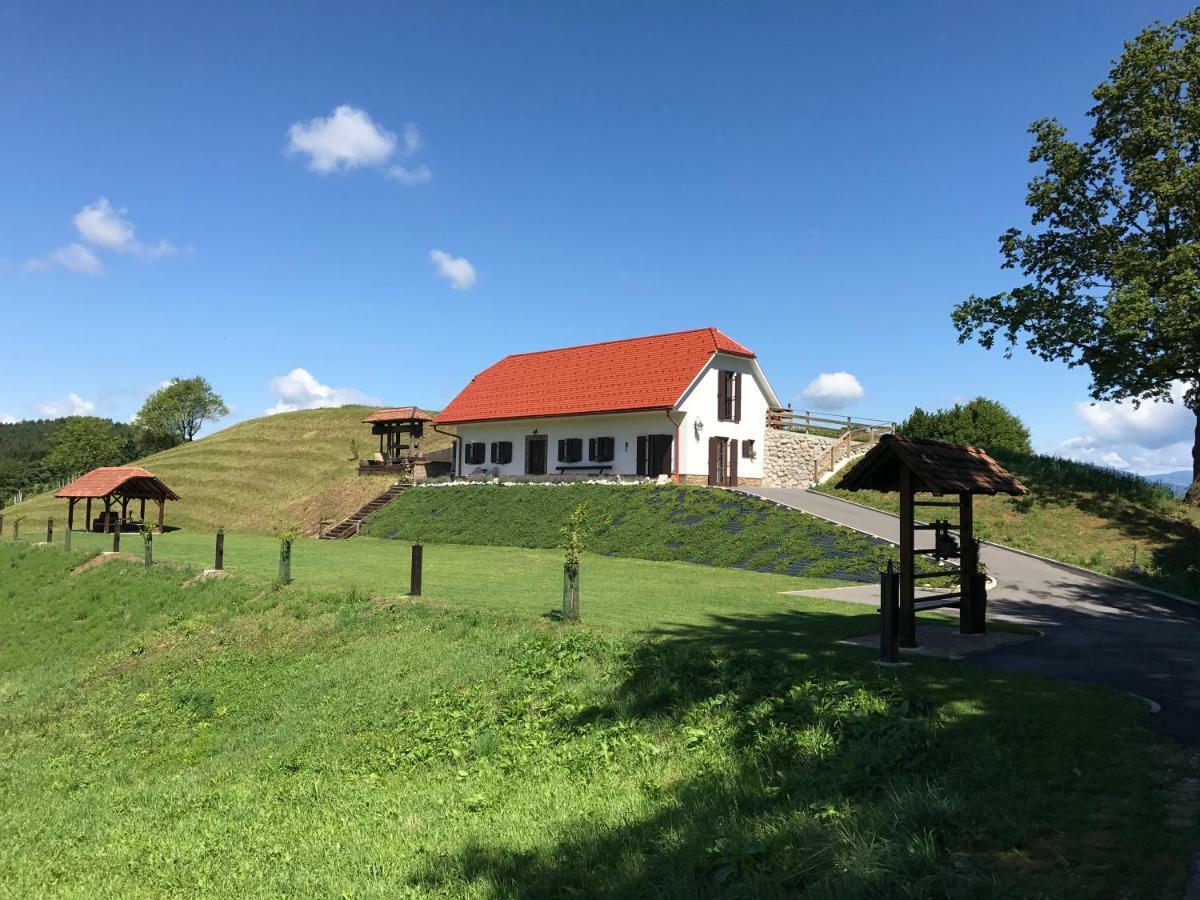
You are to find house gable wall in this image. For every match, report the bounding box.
[674,353,771,480]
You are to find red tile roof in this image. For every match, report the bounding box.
[362,407,434,424]
[55,467,180,500]
[435,327,755,425]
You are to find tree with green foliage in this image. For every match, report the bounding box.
[952,9,1200,504]
[136,376,228,443]
[899,397,1032,455]
[45,417,123,478]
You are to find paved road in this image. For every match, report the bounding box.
[745,486,1200,746]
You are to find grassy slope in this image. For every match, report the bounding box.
[817,449,1200,599]
[0,541,1194,898]
[364,483,942,583]
[0,406,452,535]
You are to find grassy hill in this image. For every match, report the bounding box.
[365,483,918,582]
[0,406,452,535]
[1,540,1193,897]
[817,449,1200,599]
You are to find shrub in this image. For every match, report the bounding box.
[899,397,1032,454]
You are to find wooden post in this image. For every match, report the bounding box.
[103,496,112,534]
[144,529,153,567]
[409,542,423,596]
[112,524,120,552]
[898,466,916,647]
[46,517,53,543]
[120,497,129,528]
[85,498,92,532]
[278,539,292,585]
[64,524,71,552]
[958,492,977,634]
[0,514,4,535]
[966,574,988,634]
[214,529,224,570]
[67,498,76,532]
[157,499,165,534]
[12,518,18,542]
[880,560,900,663]
[139,497,146,522]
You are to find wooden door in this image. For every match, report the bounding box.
[526,436,547,475]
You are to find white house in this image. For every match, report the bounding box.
[433,327,782,486]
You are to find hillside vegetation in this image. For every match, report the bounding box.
[366,483,915,582]
[818,449,1200,599]
[1,541,1193,897]
[0,406,451,535]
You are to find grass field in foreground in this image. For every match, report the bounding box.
[0,541,1195,898]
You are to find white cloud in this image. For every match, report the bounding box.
[429,249,477,290]
[0,412,17,425]
[800,372,865,410]
[24,243,104,275]
[35,393,96,417]
[72,197,177,260]
[1056,382,1195,475]
[265,368,378,415]
[286,106,431,184]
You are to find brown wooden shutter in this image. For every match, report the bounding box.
[733,373,742,423]
[636,436,648,475]
[729,440,739,485]
[707,436,720,485]
[717,370,728,421]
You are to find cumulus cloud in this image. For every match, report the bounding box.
[23,198,176,274]
[35,393,96,417]
[286,106,431,184]
[265,368,378,415]
[0,412,18,425]
[1056,382,1195,475]
[800,372,865,410]
[73,198,176,260]
[429,249,477,290]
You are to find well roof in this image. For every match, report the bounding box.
[362,407,435,424]
[836,434,1027,496]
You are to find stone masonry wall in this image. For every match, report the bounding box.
[762,428,839,489]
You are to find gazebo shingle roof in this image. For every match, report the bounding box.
[362,407,435,424]
[55,467,180,501]
[836,434,1027,496]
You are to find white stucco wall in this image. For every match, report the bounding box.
[453,411,680,477]
[674,353,772,480]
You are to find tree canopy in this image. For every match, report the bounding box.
[951,9,1200,503]
[898,397,1032,455]
[136,377,228,443]
[45,417,124,478]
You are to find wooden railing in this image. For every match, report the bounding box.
[811,426,881,483]
[767,408,895,435]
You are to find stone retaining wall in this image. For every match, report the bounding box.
[762,429,839,489]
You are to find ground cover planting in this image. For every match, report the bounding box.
[0,541,1195,897]
[365,483,916,582]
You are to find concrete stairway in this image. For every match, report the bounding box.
[320,483,410,540]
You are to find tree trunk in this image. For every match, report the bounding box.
[1187,409,1200,507]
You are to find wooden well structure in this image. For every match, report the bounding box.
[360,407,434,475]
[55,466,180,534]
[836,434,1027,653]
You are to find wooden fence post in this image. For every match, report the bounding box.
[144,529,153,567]
[880,560,900,663]
[12,518,19,542]
[278,539,292,585]
[46,517,53,544]
[214,529,225,571]
[64,524,71,553]
[112,525,120,553]
[409,542,423,596]
[0,514,4,535]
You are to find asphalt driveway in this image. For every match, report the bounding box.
[744,486,1200,746]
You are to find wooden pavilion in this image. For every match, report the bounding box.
[55,466,180,534]
[359,407,434,475]
[836,434,1027,646]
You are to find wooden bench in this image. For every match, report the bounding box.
[554,464,613,476]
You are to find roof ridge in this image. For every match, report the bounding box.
[499,326,734,361]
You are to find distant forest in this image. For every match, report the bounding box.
[0,418,174,506]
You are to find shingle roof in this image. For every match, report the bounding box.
[55,467,180,500]
[434,327,755,424]
[362,407,434,424]
[836,434,1028,496]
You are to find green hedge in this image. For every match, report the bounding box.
[366,483,902,581]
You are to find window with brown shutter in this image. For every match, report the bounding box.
[490,441,512,464]
[465,442,486,465]
[717,370,741,422]
[741,439,754,458]
[558,438,582,463]
[589,436,614,462]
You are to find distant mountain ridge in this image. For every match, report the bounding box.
[1150,470,1193,496]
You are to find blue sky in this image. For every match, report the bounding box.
[2,1,1196,474]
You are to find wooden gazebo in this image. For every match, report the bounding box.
[359,407,434,475]
[837,434,1027,648]
[55,466,180,534]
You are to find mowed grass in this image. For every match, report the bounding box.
[0,540,1196,898]
[817,449,1200,600]
[0,406,452,535]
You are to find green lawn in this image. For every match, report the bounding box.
[0,539,1195,897]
